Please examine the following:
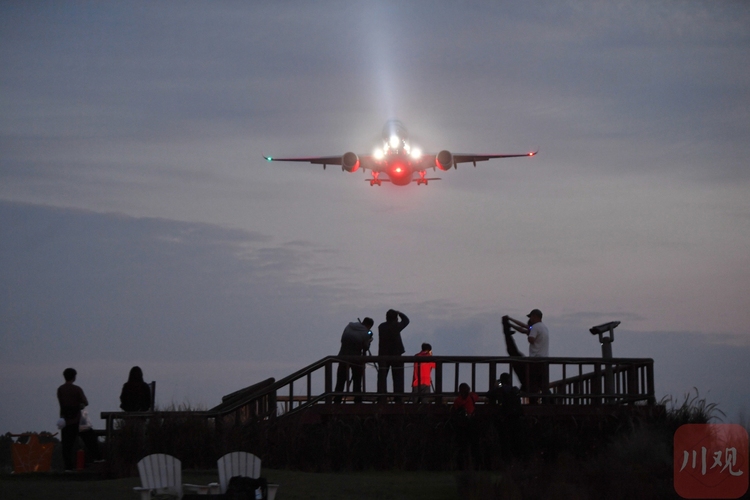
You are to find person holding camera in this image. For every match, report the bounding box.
[377,309,410,403]
[504,309,549,357]
[334,317,374,404]
[502,309,550,401]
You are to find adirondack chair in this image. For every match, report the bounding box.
[184,452,278,498]
[134,453,182,500]
[217,451,261,493]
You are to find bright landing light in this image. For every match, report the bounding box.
[410,147,422,159]
[389,135,400,149]
[373,148,384,159]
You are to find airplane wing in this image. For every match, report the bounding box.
[263,155,344,166]
[263,155,383,171]
[451,152,537,166]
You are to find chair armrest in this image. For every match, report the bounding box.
[183,482,220,495]
[133,486,152,500]
[267,484,280,500]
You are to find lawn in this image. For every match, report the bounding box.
[0,469,459,500]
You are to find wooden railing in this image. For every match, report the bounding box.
[100,355,654,457]
[264,355,655,415]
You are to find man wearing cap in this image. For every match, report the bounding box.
[502,309,550,401]
[505,309,549,357]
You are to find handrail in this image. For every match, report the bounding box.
[100,355,655,460]
[224,355,654,416]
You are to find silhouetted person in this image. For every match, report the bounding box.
[452,382,479,469]
[489,373,522,410]
[377,309,410,402]
[119,366,152,412]
[502,309,550,401]
[57,368,88,471]
[452,382,479,417]
[334,317,374,404]
[412,343,435,403]
[490,372,524,458]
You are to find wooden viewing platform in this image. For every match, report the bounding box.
[101,355,656,444]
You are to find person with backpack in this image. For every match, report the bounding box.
[333,317,374,404]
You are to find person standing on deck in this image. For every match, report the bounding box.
[377,309,410,402]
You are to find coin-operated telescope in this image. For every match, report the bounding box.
[589,321,620,359]
[590,321,621,400]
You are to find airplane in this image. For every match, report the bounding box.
[264,120,536,186]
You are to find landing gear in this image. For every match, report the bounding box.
[416,171,429,185]
[369,172,382,186]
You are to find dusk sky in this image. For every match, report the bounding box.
[1,2,749,434]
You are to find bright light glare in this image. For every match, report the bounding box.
[389,135,400,148]
[373,148,384,159]
[411,147,422,159]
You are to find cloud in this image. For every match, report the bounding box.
[0,201,362,364]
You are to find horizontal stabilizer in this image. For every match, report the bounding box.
[415,177,441,186]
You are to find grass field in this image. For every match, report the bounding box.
[0,469,459,500]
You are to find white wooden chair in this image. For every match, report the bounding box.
[217,451,261,493]
[184,451,278,498]
[134,453,182,500]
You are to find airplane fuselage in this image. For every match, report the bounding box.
[375,153,414,186]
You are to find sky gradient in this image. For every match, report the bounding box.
[1,1,749,433]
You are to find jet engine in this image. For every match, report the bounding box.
[436,150,454,171]
[342,152,360,172]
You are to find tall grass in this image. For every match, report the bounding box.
[660,387,725,427]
